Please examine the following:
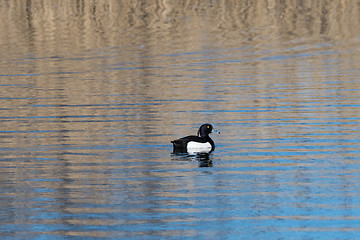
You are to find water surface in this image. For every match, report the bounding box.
[1,1,360,239]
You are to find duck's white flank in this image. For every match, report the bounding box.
[187,141,212,153]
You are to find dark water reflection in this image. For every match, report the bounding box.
[1,1,360,239]
[172,153,214,168]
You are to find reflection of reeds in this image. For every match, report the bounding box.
[1,0,359,136]
[1,0,359,147]
[0,0,359,55]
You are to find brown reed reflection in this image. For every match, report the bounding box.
[0,0,359,57]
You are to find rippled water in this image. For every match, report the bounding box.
[1,1,360,239]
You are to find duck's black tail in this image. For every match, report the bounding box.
[171,140,187,153]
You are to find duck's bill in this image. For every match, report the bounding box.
[211,129,220,134]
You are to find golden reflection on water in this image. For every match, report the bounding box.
[0,0,359,55]
[1,0,360,239]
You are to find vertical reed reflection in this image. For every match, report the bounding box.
[0,0,359,57]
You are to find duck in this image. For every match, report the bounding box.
[171,123,220,154]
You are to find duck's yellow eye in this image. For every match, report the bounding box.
[207,126,210,128]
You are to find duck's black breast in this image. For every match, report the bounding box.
[171,135,214,153]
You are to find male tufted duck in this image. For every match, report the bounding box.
[171,123,220,154]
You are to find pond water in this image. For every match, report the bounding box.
[1,1,360,239]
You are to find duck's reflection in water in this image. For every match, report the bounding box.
[171,152,213,167]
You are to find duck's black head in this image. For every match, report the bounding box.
[197,123,220,137]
